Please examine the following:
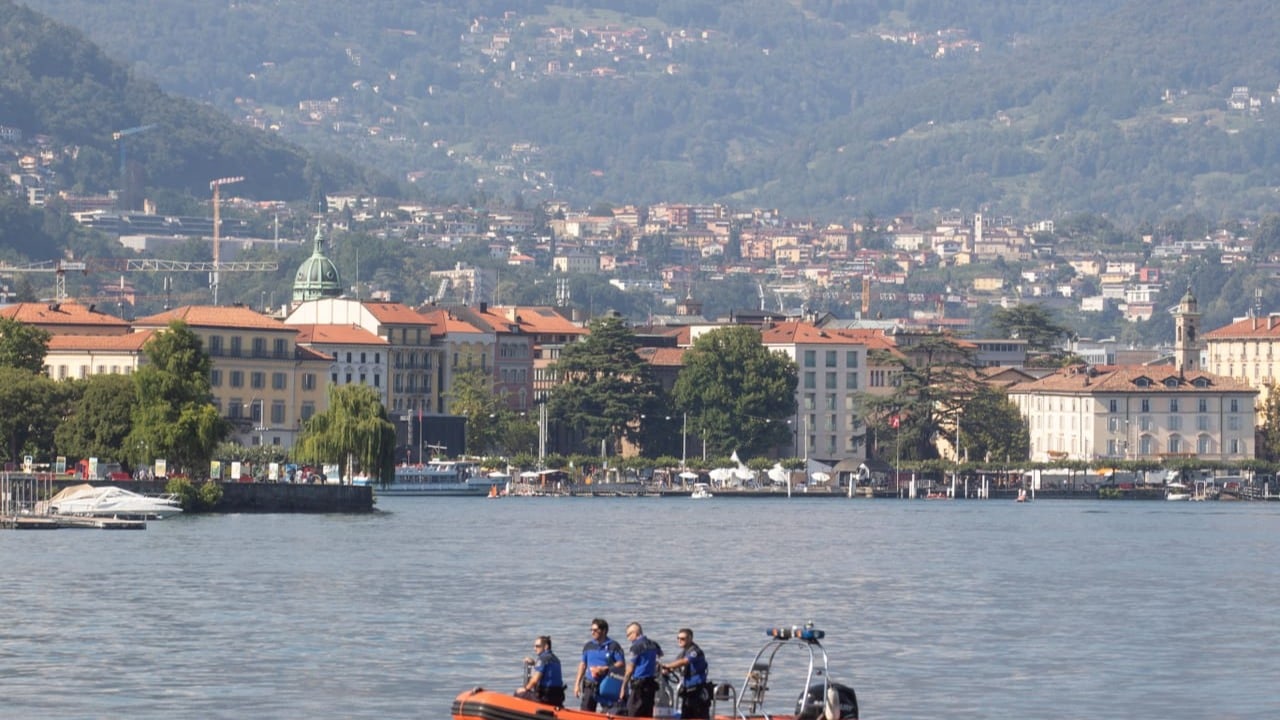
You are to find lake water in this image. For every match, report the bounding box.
[2,497,1277,719]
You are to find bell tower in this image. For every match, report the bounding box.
[1174,286,1199,372]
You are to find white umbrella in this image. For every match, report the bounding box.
[810,471,831,484]
[767,463,789,484]
[678,470,699,480]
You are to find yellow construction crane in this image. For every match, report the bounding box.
[209,176,245,305]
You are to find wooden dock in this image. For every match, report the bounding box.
[2,514,147,530]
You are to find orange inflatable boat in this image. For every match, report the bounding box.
[452,623,858,720]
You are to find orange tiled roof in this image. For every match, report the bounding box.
[760,321,882,346]
[0,301,130,328]
[296,344,335,362]
[419,308,486,335]
[637,346,686,366]
[133,305,291,331]
[46,329,155,352]
[361,301,435,326]
[493,306,587,335]
[292,324,388,346]
[1011,365,1255,394]
[1204,315,1280,339]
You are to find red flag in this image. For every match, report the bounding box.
[889,414,900,429]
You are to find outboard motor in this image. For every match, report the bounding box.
[796,682,858,720]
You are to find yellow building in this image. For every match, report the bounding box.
[133,306,330,448]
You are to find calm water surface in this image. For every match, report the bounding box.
[2,497,1277,719]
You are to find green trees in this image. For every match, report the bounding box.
[0,316,51,374]
[1256,383,1280,463]
[546,315,661,456]
[670,325,797,458]
[446,367,534,457]
[293,384,396,483]
[54,374,136,464]
[864,334,987,462]
[0,365,72,464]
[990,304,1072,355]
[124,321,228,474]
[957,386,1030,463]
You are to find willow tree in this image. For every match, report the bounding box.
[293,384,396,483]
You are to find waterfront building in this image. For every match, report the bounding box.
[1203,310,1280,422]
[286,298,442,418]
[449,303,536,412]
[291,324,390,407]
[418,307,493,414]
[1007,364,1256,462]
[759,321,870,462]
[132,306,330,448]
[44,330,153,380]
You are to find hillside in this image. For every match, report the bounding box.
[16,0,1280,223]
[0,0,386,204]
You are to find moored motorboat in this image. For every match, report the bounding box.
[1165,483,1191,501]
[452,623,858,720]
[38,483,182,519]
[691,482,714,499]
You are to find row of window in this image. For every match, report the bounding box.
[50,365,133,379]
[802,371,860,390]
[211,370,296,390]
[333,372,381,387]
[217,398,314,425]
[1108,415,1243,432]
[1107,397,1242,414]
[209,335,290,358]
[801,349,861,369]
[1104,435,1244,456]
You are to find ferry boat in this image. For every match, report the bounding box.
[452,622,858,720]
[359,460,504,497]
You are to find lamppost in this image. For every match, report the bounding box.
[246,399,268,447]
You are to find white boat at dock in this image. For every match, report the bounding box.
[38,483,182,519]
[690,482,714,499]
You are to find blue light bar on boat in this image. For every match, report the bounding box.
[765,625,824,641]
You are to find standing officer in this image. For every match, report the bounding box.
[575,618,625,711]
[619,622,664,717]
[661,628,712,720]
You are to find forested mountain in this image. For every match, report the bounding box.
[16,0,1280,223]
[0,1,388,203]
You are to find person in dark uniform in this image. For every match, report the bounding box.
[516,635,565,707]
[619,622,664,717]
[661,628,712,720]
[575,618,625,711]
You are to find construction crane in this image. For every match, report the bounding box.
[209,176,245,305]
[0,258,278,305]
[112,124,156,210]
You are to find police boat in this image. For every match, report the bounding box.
[451,622,858,720]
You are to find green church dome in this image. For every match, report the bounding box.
[292,223,342,303]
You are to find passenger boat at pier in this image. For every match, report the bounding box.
[452,623,858,720]
[362,460,506,497]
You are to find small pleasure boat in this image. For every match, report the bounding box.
[1165,483,1191,501]
[452,623,858,720]
[691,482,714,500]
[39,483,183,519]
